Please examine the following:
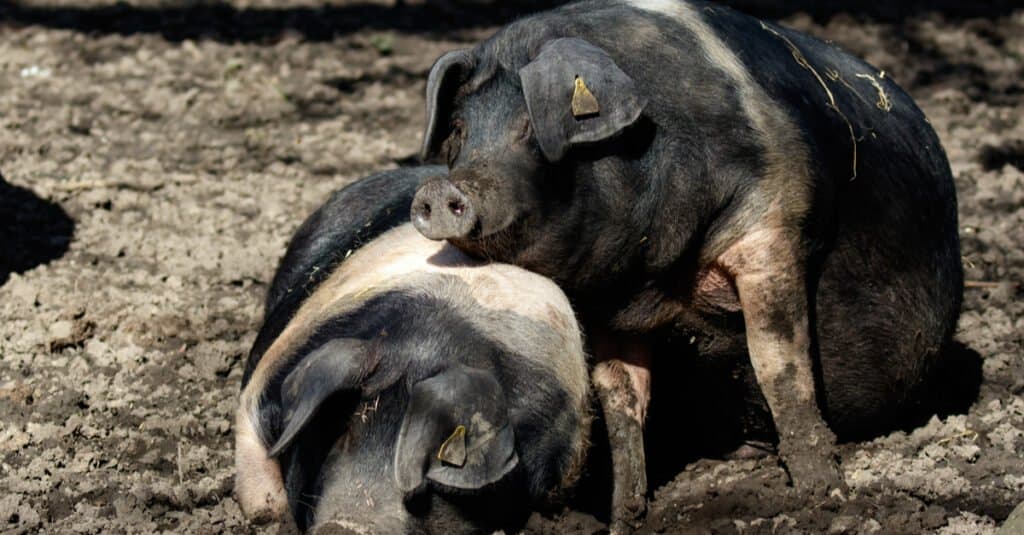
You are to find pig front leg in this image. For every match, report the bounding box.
[721,229,844,497]
[591,334,651,534]
[234,404,289,523]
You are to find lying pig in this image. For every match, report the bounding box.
[410,0,963,530]
[235,167,591,533]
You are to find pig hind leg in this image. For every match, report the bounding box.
[720,229,844,498]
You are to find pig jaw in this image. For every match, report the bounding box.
[310,480,412,535]
[308,444,414,534]
[311,516,409,535]
[308,476,505,535]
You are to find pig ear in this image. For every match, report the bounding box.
[394,365,518,496]
[267,338,375,457]
[421,49,475,161]
[519,37,647,162]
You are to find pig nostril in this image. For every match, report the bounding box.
[420,202,432,219]
[447,199,465,217]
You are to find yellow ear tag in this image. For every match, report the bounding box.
[437,425,467,467]
[572,76,600,119]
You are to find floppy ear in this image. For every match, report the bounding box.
[394,365,518,497]
[519,37,647,162]
[421,49,475,161]
[267,338,375,457]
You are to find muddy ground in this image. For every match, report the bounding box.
[0,1,1022,533]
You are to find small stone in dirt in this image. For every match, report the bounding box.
[0,382,34,405]
[48,319,96,353]
[369,34,394,56]
[67,112,92,136]
[7,275,38,306]
[828,515,858,534]
[49,320,73,340]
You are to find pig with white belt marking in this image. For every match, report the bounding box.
[410,1,964,531]
[235,167,591,534]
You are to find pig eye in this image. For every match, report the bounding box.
[443,120,464,167]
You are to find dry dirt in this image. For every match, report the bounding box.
[0,1,1022,534]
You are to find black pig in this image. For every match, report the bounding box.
[411,1,963,530]
[235,168,591,534]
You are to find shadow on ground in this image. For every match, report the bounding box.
[721,0,1020,22]
[0,1,563,43]
[0,173,75,286]
[0,0,1019,44]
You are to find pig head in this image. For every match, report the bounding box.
[410,38,652,288]
[265,340,522,533]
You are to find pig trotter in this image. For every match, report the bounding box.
[593,359,650,534]
[603,408,647,534]
[234,406,289,523]
[777,416,844,498]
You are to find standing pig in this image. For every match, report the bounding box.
[410,0,963,530]
[234,167,591,534]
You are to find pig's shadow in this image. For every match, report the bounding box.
[0,173,75,286]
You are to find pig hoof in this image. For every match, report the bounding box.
[778,422,845,498]
[610,496,646,534]
[237,489,289,525]
[783,450,846,499]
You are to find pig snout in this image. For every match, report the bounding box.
[411,175,477,241]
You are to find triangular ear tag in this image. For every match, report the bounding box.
[572,76,600,119]
[437,425,467,467]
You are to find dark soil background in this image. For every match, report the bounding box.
[0,1,1021,533]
